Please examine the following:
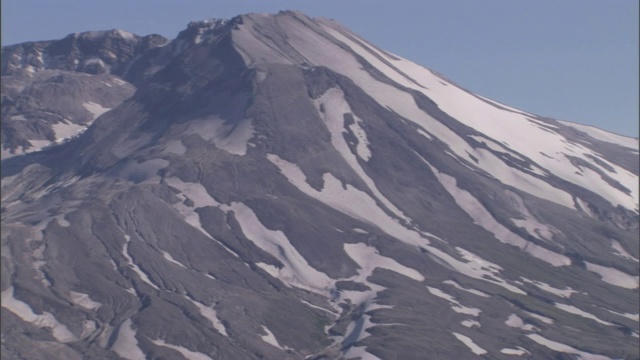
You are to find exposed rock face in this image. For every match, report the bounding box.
[1,29,168,76]
[1,11,638,360]
[1,30,168,157]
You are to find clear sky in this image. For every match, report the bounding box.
[2,0,638,137]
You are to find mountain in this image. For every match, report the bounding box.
[1,10,638,360]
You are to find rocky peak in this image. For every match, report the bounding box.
[1,29,169,76]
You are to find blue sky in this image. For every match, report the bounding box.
[2,0,638,137]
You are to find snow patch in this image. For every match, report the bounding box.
[69,291,102,311]
[160,250,187,268]
[152,339,213,360]
[339,243,419,351]
[1,287,77,343]
[112,77,127,86]
[300,299,338,315]
[152,339,214,360]
[111,319,146,360]
[83,57,105,66]
[610,240,638,262]
[527,334,612,360]
[56,214,71,227]
[345,243,424,282]
[501,347,530,356]
[523,311,554,324]
[469,135,527,162]
[164,177,240,257]
[165,177,219,208]
[260,325,283,349]
[559,120,639,150]
[267,154,431,248]
[187,298,228,336]
[603,308,639,322]
[584,261,639,289]
[163,140,187,155]
[417,128,433,140]
[83,101,111,120]
[451,247,526,295]
[314,88,407,221]
[186,115,254,156]
[52,121,86,143]
[553,303,614,326]
[505,314,539,331]
[505,190,559,243]
[122,235,160,290]
[428,161,570,266]
[81,320,97,339]
[452,332,487,355]
[427,286,481,316]
[28,139,51,151]
[520,277,576,298]
[442,280,490,298]
[343,345,382,360]
[349,120,372,161]
[461,319,481,328]
[222,202,333,293]
[115,29,136,40]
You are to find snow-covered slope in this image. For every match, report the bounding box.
[1,11,637,360]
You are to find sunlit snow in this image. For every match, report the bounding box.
[584,261,639,289]
[519,277,576,298]
[83,101,111,120]
[314,88,408,222]
[427,160,570,266]
[184,296,229,336]
[610,240,638,262]
[505,314,539,332]
[1,286,77,343]
[559,120,638,150]
[259,325,283,349]
[160,250,187,268]
[111,319,146,360]
[452,332,487,355]
[221,202,333,293]
[345,243,424,282]
[267,154,431,248]
[152,339,214,360]
[523,311,554,325]
[500,347,530,356]
[312,19,638,213]
[427,286,481,316]
[122,235,160,290]
[69,291,102,311]
[185,115,254,156]
[553,303,614,326]
[442,280,490,298]
[52,120,86,143]
[527,334,612,360]
[603,308,639,322]
[461,319,481,328]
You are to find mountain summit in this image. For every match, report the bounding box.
[1,11,638,360]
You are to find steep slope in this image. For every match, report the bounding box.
[1,11,638,360]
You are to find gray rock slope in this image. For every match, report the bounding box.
[1,11,638,360]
